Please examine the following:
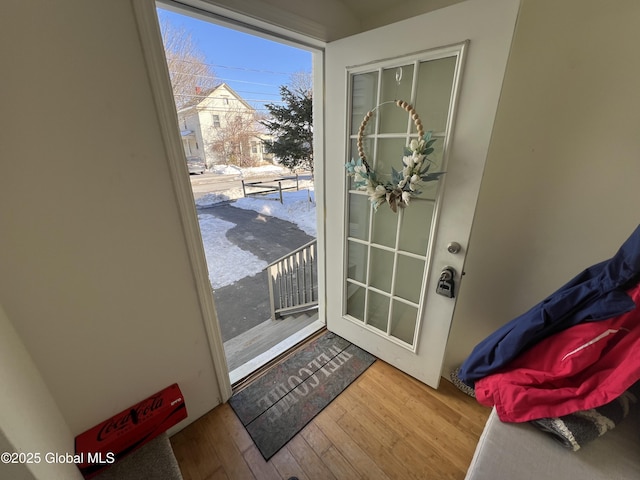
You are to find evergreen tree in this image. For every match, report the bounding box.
[261,86,313,174]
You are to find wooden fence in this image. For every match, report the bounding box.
[241,175,299,203]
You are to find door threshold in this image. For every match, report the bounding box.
[229,319,325,387]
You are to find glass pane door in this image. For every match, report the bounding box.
[344,52,459,350]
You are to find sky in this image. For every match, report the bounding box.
[156,7,313,114]
[194,165,316,289]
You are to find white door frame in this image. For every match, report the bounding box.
[132,0,326,402]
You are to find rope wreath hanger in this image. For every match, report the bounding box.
[345,100,444,213]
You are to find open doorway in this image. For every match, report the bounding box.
[155,4,324,384]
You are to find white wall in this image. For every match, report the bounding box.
[0,303,82,480]
[445,0,640,372]
[0,430,36,480]
[0,0,221,441]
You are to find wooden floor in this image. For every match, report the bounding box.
[170,360,490,480]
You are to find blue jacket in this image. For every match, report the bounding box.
[458,224,640,385]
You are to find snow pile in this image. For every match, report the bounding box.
[211,164,243,176]
[233,189,317,237]
[241,165,288,176]
[195,188,245,207]
[210,164,288,177]
[197,214,267,288]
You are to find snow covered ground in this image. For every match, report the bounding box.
[195,165,316,288]
[197,214,268,289]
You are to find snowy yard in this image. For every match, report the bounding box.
[194,165,316,289]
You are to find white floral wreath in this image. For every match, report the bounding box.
[345,100,444,212]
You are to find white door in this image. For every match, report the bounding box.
[324,0,519,387]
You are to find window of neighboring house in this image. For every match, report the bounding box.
[222,97,229,105]
[251,141,259,154]
[183,119,187,129]
[212,114,220,128]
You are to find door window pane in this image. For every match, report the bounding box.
[347,241,368,283]
[371,204,397,248]
[373,137,405,177]
[369,247,394,294]
[390,300,418,345]
[367,291,390,333]
[413,57,456,133]
[398,200,435,255]
[346,283,366,321]
[351,73,378,136]
[394,254,425,304]
[348,193,370,240]
[379,64,414,134]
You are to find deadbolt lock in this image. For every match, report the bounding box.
[447,242,462,254]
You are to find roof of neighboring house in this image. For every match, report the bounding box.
[177,83,255,114]
[177,87,216,112]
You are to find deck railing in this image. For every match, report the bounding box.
[267,239,318,320]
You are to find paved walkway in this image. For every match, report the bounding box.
[197,203,315,342]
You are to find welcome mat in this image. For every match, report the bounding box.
[228,331,376,459]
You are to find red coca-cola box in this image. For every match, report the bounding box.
[75,383,187,479]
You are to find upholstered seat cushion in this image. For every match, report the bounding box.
[465,407,640,480]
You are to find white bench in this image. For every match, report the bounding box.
[465,407,640,480]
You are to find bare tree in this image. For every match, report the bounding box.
[288,70,313,96]
[210,111,263,168]
[158,14,218,110]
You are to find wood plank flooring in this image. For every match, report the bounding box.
[170,360,490,480]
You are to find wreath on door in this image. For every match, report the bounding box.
[345,100,444,212]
